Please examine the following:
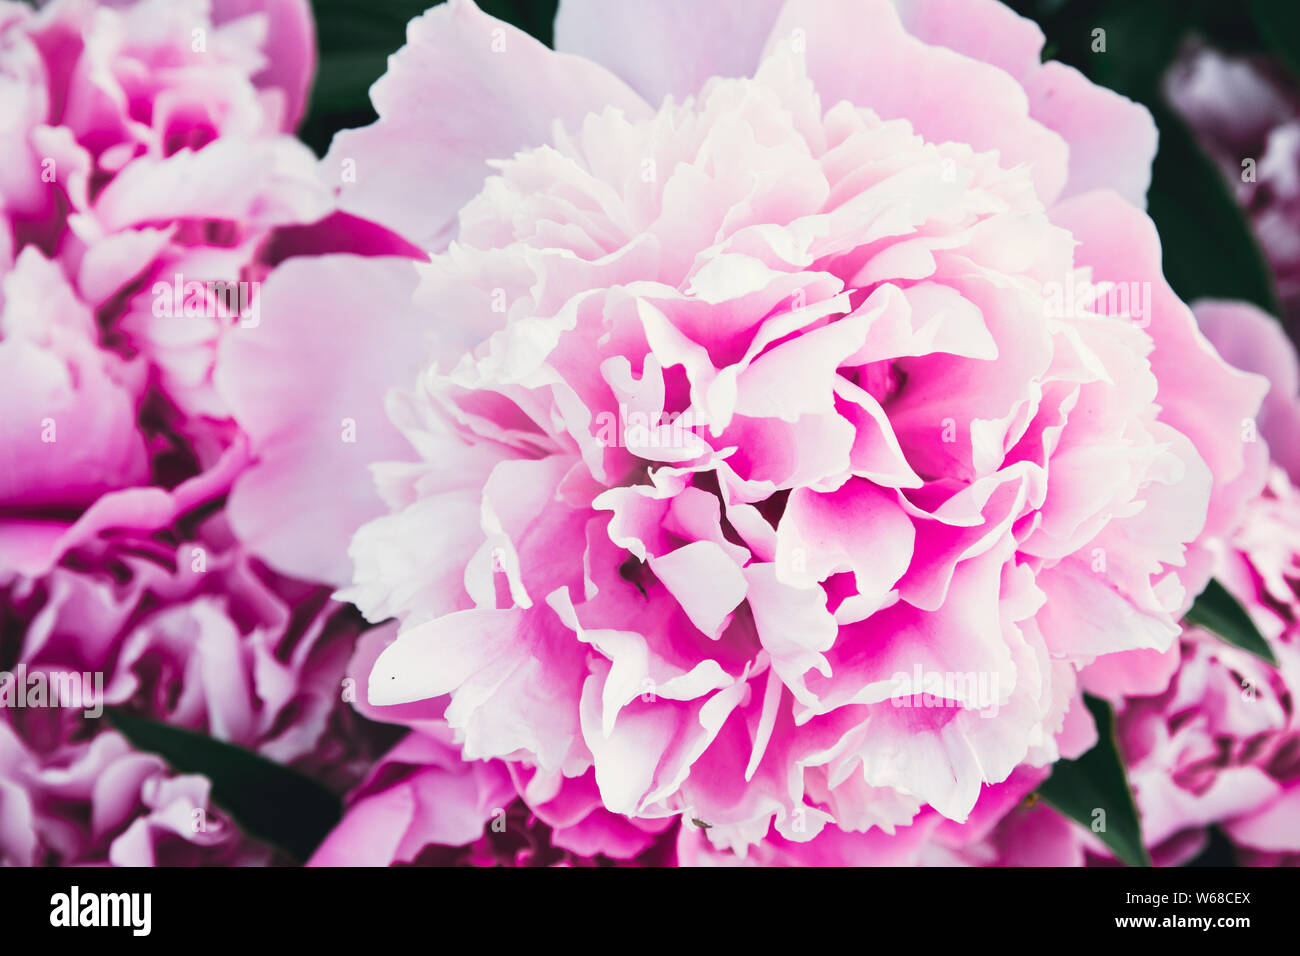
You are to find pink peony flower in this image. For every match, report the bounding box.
[0,723,271,866]
[1165,44,1300,334]
[0,493,376,866]
[0,248,150,577]
[219,0,1268,855]
[0,0,405,868]
[1120,623,1300,865]
[0,0,329,570]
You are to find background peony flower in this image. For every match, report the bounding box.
[0,723,268,866]
[218,0,1268,857]
[1120,623,1300,866]
[0,248,149,577]
[1165,43,1300,336]
[0,494,377,866]
[0,0,329,526]
[0,0,412,867]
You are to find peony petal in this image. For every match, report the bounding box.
[324,0,652,250]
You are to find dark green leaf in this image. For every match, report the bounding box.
[1184,824,1238,867]
[1038,695,1151,867]
[1248,0,1300,79]
[1184,578,1278,665]
[1146,104,1284,317]
[478,0,558,47]
[106,710,342,863]
[1004,0,1197,102]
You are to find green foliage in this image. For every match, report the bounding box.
[1038,696,1151,867]
[107,710,343,863]
[1185,579,1278,665]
